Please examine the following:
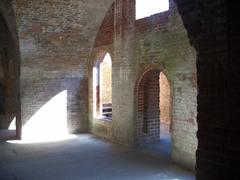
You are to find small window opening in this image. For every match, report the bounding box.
[93,53,112,120]
[135,0,169,20]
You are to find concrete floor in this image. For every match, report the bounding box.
[138,125,172,161]
[0,130,16,140]
[0,134,195,180]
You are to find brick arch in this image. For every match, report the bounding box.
[134,65,172,145]
[91,47,114,68]
[135,64,172,93]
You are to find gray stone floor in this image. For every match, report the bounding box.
[0,130,16,140]
[0,134,195,180]
[138,125,172,161]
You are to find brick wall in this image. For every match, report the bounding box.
[89,2,115,140]
[135,0,197,169]
[14,0,114,134]
[112,0,136,146]
[9,0,239,178]
[21,77,87,133]
[133,0,197,169]
[13,0,193,168]
[89,0,197,169]
[174,0,238,179]
[94,3,114,47]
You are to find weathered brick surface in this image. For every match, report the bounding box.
[21,77,88,133]
[111,0,136,146]
[8,0,237,178]
[90,0,197,169]
[174,0,238,179]
[14,0,114,133]
[123,0,197,169]
[94,3,114,48]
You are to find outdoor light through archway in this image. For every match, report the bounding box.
[136,0,169,20]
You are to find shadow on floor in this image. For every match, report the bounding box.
[0,130,16,141]
[137,126,172,161]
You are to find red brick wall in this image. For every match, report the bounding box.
[133,0,197,169]
[91,0,197,169]
[14,0,115,134]
[135,11,170,35]
[94,3,114,48]
[174,0,236,179]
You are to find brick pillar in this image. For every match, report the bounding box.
[174,0,237,179]
[113,0,136,145]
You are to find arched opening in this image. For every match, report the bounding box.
[135,0,169,20]
[93,52,112,120]
[136,69,172,158]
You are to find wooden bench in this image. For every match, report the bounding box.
[101,103,112,117]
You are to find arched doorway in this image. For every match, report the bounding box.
[135,68,172,157]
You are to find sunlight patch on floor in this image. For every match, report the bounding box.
[7,134,77,144]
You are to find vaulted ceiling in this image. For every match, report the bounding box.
[15,0,115,54]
